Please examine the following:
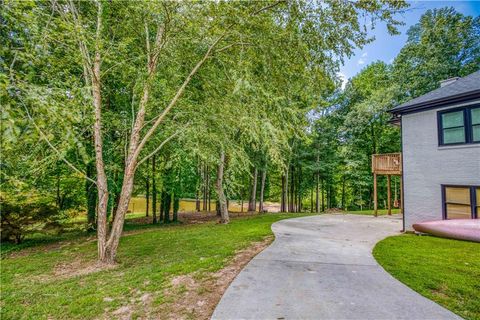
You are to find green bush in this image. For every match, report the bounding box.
[0,193,65,243]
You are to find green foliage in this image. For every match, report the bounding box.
[302,7,480,211]
[0,192,64,243]
[1,0,409,210]
[374,235,480,320]
[393,7,480,98]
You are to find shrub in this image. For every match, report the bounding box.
[0,193,65,243]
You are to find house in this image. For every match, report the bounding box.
[390,70,480,231]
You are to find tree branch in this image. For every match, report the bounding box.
[131,33,226,165]
[22,104,97,186]
[135,126,186,171]
[250,0,286,16]
[214,42,252,54]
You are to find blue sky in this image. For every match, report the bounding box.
[338,1,480,87]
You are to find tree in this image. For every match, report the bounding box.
[393,7,480,98]
[3,0,408,263]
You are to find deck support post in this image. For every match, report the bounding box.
[373,173,378,217]
[400,175,404,215]
[387,175,391,215]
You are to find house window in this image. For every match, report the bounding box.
[443,186,479,219]
[438,106,480,145]
[471,108,480,142]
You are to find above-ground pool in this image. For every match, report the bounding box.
[413,219,480,242]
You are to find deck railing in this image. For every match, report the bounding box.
[372,153,402,175]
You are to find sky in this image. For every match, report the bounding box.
[338,1,480,88]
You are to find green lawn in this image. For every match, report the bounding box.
[1,213,313,319]
[347,208,401,215]
[374,234,480,320]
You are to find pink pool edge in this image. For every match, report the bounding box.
[412,219,480,243]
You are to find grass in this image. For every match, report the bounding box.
[0,212,314,319]
[0,212,163,256]
[346,208,401,215]
[373,234,480,320]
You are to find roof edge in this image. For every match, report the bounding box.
[389,89,480,115]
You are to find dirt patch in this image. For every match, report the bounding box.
[157,236,274,320]
[53,259,117,279]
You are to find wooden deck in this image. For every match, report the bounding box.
[372,153,402,175]
[371,153,403,217]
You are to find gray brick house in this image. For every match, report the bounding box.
[390,70,480,231]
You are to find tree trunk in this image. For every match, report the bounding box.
[86,162,97,229]
[281,174,286,212]
[89,4,110,263]
[315,172,319,213]
[321,178,325,212]
[152,155,157,224]
[241,193,244,213]
[248,167,258,212]
[297,166,302,212]
[310,181,313,213]
[173,196,179,222]
[289,166,295,212]
[215,152,229,223]
[163,191,171,223]
[196,162,201,212]
[206,165,211,212]
[285,166,289,212]
[259,169,266,212]
[202,163,206,211]
[146,158,150,217]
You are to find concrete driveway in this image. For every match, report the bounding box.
[212,214,461,320]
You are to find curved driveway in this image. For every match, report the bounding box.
[212,214,460,320]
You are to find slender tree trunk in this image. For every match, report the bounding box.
[173,196,179,222]
[163,190,171,223]
[310,181,313,213]
[152,155,157,224]
[259,169,266,212]
[297,166,302,212]
[248,167,258,212]
[208,168,211,212]
[146,159,150,217]
[196,162,201,212]
[159,188,164,222]
[195,190,200,212]
[285,166,289,212]
[321,178,325,212]
[215,152,230,223]
[315,172,319,213]
[281,174,286,212]
[88,3,110,263]
[202,163,207,211]
[86,162,97,229]
[289,166,295,212]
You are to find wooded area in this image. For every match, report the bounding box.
[2,1,479,264]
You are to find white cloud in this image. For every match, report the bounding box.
[357,52,368,65]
